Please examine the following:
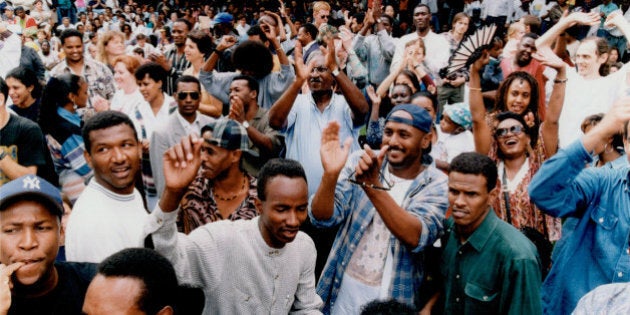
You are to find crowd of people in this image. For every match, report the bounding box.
[3,0,630,314]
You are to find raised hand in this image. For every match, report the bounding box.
[320,121,353,176]
[321,37,339,71]
[217,35,238,51]
[293,41,312,81]
[470,49,490,72]
[354,144,388,187]
[568,11,600,27]
[339,26,354,52]
[163,134,203,193]
[228,96,246,123]
[604,10,627,29]
[533,47,564,70]
[366,85,381,106]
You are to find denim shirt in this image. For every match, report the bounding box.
[529,139,630,315]
[308,150,448,313]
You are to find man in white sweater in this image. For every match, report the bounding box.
[144,142,323,314]
[65,111,148,263]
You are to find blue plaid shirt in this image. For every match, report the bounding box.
[309,150,448,313]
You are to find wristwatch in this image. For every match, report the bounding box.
[242,121,250,129]
[331,68,340,77]
[0,147,6,160]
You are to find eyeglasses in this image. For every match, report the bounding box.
[311,66,329,74]
[320,15,330,19]
[346,170,393,191]
[494,125,525,138]
[177,91,200,100]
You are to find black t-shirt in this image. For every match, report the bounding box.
[0,113,58,186]
[9,99,41,124]
[9,262,97,315]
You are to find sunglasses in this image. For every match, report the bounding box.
[320,15,330,19]
[346,169,393,191]
[177,91,200,100]
[494,125,525,138]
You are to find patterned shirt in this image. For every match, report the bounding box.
[308,150,449,312]
[50,57,116,102]
[177,172,258,234]
[488,121,562,242]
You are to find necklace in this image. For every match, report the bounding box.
[213,176,247,201]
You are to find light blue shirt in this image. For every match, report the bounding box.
[530,139,630,315]
[283,92,362,195]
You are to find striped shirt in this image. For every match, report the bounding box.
[164,46,191,95]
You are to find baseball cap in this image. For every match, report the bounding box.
[443,102,472,130]
[0,175,64,219]
[385,104,433,133]
[201,118,259,157]
[213,12,234,25]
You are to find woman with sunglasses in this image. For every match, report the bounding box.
[468,48,566,245]
[38,74,92,204]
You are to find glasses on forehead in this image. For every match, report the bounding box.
[311,66,329,74]
[177,91,200,100]
[494,125,525,138]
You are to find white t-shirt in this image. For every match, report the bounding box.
[66,180,148,263]
[332,170,413,315]
[558,64,628,147]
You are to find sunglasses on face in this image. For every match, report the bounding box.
[177,91,200,100]
[494,125,525,138]
[320,15,330,19]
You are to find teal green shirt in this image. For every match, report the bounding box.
[441,210,542,315]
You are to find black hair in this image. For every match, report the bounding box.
[522,32,540,41]
[60,29,84,45]
[175,75,201,92]
[232,74,259,95]
[301,23,318,39]
[494,71,540,143]
[39,74,83,134]
[582,113,624,154]
[257,159,307,201]
[186,29,213,59]
[98,248,178,315]
[414,3,431,14]
[380,14,394,26]
[6,66,41,99]
[360,299,416,315]
[246,25,269,43]
[134,62,167,86]
[82,111,138,154]
[232,40,273,79]
[0,76,7,103]
[396,69,422,93]
[449,152,498,192]
[411,90,439,113]
[174,18,193,31]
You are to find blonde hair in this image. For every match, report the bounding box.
[96,30,125,65]
[313,1,331,15]
[507,22,525,40]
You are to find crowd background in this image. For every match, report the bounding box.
[4,0,630,314]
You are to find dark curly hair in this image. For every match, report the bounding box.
[232,40,273,79]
